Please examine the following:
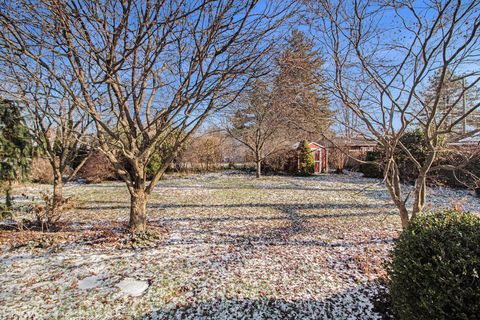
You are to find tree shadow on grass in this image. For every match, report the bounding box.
[153,183,379,193]
[71,199,397,249]
[77,201,395,236]
[142,281,393,320]
[78,201,393,213]
[153,226,394,248]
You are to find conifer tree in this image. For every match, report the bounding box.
[0,99,31,212]
[297,139,314,175]
[273,30,331,141]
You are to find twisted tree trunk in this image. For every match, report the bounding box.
[385,159,410,229]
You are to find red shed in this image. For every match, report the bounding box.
[290,141,328,174]
[308,142,328,173]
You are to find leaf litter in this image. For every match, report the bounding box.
[1,172,479,319]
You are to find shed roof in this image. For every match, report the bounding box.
[291,141,324,150]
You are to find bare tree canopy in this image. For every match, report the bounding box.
[422,68,480,136]
[0,0,292,232]
[306,0,480,227]
[226,80,287,178]
[0,59,92,227]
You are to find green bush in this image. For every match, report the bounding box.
[433,151,480,190]
[359,130,444,182]
[396,129,429,182]
[359,150,383,178]
[388,210,480,320]
[297,140,314,175]
[146,153,162,179]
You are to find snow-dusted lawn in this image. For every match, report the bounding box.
[1,172,479,319]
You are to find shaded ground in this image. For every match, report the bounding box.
[1,172,478,319]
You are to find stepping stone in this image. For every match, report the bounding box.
[116,278,149,297]
[78,275,101,289]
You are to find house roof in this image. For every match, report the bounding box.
[448,132,480,145]
[322,136,377,148]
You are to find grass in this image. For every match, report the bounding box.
[2,171,466,319]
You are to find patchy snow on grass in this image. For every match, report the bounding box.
[1,172,478,319]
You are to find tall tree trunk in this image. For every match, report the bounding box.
[129,187,147,233]
[255,159,261,178]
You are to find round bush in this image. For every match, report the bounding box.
[359,150,383,178]
[389,210,480,320]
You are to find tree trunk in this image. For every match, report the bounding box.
[53,175,63,204]
[385,159,411,229]
[412,152,435,218]
[129,188,147,233]
[385,182,410,229]
[5,180,12,209]
[412,174,427,219]
[255,159,261,178]
[399,206,410,229]
[50,174,64,224]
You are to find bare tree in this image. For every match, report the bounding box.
[0,60,91,226]
[183,128,226,172]
[329,145,348,174]
[422,68,480,137]
[307,0,480,228]
[226,80,287,178]
[335,101,362,139]
[0,0,290,232]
